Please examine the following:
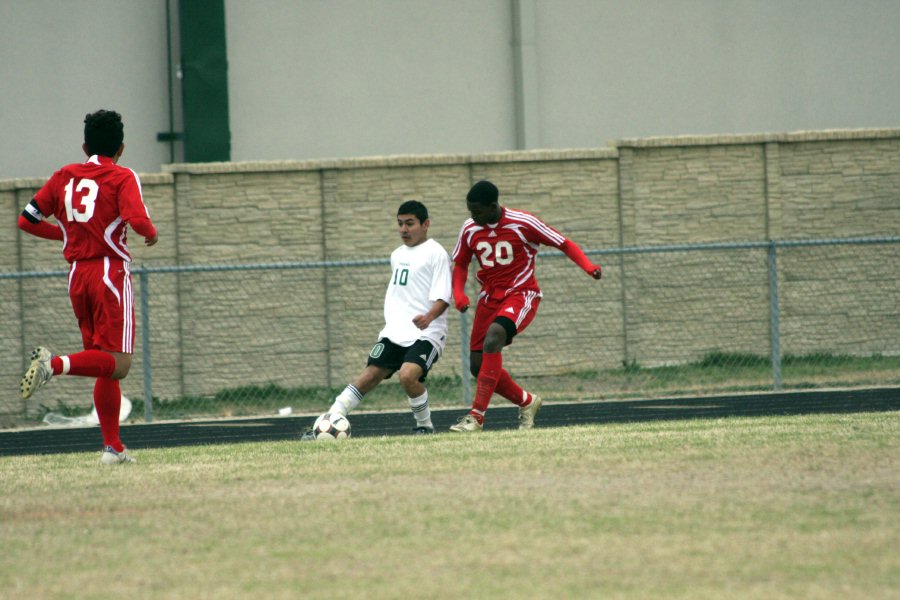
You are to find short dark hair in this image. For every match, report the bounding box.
[84,110,124,157]
[466,180,499,206]
[397,200,429,224]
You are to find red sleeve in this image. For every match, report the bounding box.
[129,216,157,239]
[115,170,157,239]
[452,261,468,300]
[32,171,61,219]
[117,170,155,224]
[560,239,600,274]
[18,214,64,241]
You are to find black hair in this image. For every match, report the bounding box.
[466,180,499,206]
[83,109,124,157]
[397,200,429,224]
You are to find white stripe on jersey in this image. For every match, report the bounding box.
[452,218,480,260]
[103,217,132,261]
[500,224,540,289]
[123,261,133,352]
[516,291,538,327]
[68,261,77,295]
[504,208,566,246]
[127,168,153,219]
[102,257,122,305]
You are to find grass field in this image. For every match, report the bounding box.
[2,411,898,599]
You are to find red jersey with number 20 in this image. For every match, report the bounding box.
[33,155,151,263]
[451,207,567,299]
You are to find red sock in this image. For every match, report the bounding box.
[471,352,503,424]
[51,350,116,378]
[94,378,124,452]
[494,369,532,407]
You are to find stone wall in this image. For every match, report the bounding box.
[2,129,898,421]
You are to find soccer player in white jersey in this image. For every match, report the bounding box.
[449,180,602,432]
[302,200,452,437]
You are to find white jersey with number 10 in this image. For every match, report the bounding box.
[379,238,452,352]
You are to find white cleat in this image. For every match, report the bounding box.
[449,414,483,432]
[518,395,543,430]
[21,346,54,400]
[100,446,135,465]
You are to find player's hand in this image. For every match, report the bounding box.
[454,294,470,313]
[412,314,432,330]
[145,234,158,247]
[588,265,602,280]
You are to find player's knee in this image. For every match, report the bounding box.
[485,317,515,353]
[397,364,423,389]
[111,353,132,379]
[483,329,506,353]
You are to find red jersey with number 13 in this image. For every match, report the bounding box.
[451,207,567,299]
[33,155,151,263]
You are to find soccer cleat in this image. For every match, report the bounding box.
[21,346,54,400]
[518,395,543,430]
[412,426,435,435]
[100,446,135,465]
[299,426,317,441]
[449,414,483,433]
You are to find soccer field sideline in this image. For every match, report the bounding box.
[2,386,899,457]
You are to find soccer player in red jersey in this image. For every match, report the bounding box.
[449,180,602,432]
[18,109,158,464]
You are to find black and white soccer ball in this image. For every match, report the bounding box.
[311,412,351,441]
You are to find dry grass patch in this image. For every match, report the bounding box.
[2,411,898,599]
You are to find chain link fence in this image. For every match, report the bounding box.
[2,236,898,427]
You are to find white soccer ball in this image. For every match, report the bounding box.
[312,412,352,441]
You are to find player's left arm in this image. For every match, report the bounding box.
[413,299,450,330]
[526,213,602,280]
[560,238,602,279]
[413,248,453,329]
[119,172,158,246]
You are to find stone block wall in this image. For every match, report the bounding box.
[1,130,898,422]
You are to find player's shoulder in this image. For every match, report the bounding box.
[423,238,449,253]
[52,162,84,178]
[108,161,141,182]
[503,206,543,224]
[458,217,478,231]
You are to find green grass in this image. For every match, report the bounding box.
[2,410,899,599]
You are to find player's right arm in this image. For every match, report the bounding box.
[18,200,63,241]
[451,221,475,312]
[452,262,470,312]
[20,172,64,241]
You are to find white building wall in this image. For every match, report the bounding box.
[225,0,515,163]
[0,0,171,179]
[1,0,898,179]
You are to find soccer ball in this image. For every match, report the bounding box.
[311,412,351,441]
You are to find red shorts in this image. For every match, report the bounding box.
[67,257,135,353]
[469,290,542,352]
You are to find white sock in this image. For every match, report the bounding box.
[408,390,432,429]
[329,384,364,416]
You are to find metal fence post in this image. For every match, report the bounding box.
[767,242,782,391]
[460,309,471,406]
[139,267,155,422]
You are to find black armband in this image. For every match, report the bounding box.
[22,199,44,224]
